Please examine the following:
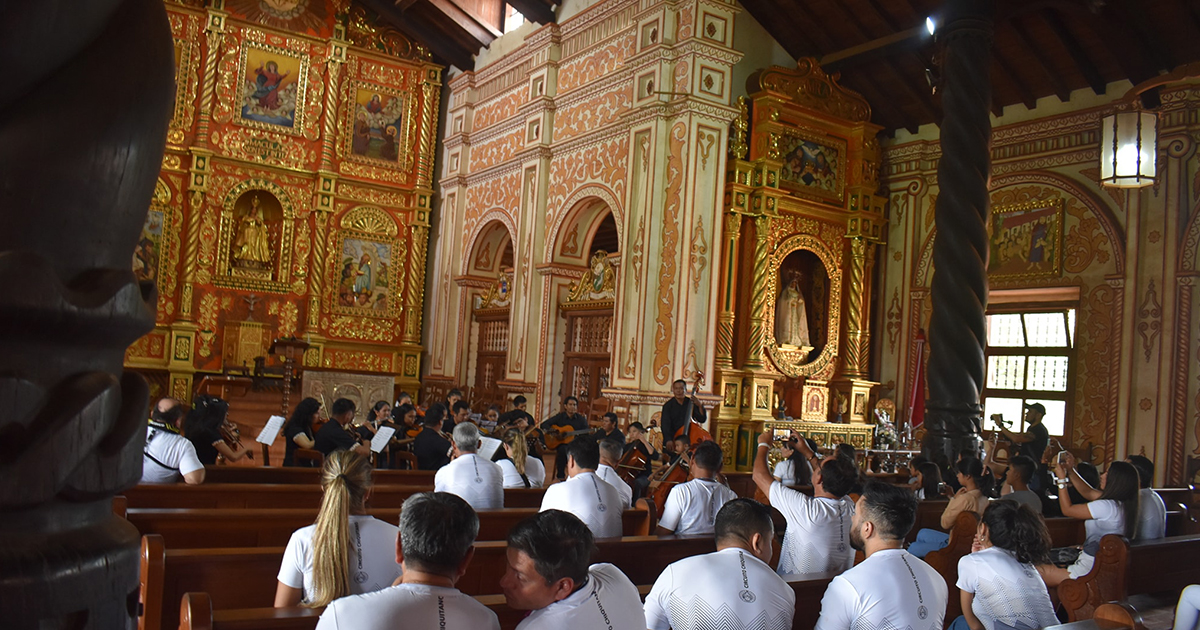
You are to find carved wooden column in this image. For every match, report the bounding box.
[0,0,174,625]
[923,0,994,465]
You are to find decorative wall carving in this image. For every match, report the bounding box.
[651,122,688,385]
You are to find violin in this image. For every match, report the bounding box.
[218,419,253,461]
[673,371,713,451]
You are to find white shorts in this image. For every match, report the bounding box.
[1067,551,1095,579]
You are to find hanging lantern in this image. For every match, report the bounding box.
[1100,111,1157,188]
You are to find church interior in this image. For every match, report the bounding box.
[6,0,1200,626]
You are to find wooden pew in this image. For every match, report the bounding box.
[123,484,546,510]
[128,503,655,549]
[924,511,979,624]
[1058,533,1200,623]
[202,466,435,486]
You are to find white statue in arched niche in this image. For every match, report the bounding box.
[775,270,811,348]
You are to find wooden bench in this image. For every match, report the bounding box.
[123,484,546,510]
[202,466,436,486]
[141,532,713,630]
[128,502,656,549]
[924,511,980,624]
[1059,533,1200,624]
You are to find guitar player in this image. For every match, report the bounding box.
[660,378,706,456]
[541,396,590,481]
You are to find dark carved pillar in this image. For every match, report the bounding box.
[0,0,174,626]
[923,0,994,467]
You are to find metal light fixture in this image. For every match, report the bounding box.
[1099,110,1157,188]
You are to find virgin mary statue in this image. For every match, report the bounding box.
[775,275,811,347]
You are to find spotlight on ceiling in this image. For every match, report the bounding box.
[925,16,937,36]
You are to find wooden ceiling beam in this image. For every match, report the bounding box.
[505,0,555,25]
[1008,17,1071,102]
[363,0,476,69]
[992,47,1038,111]
[1041,10,1106,95]
[1109,0,1176,73]
[427,0,502,43]
[776,0,833,56]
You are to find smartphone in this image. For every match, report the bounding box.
[1057,450,1069,464]
[937,482,948,494]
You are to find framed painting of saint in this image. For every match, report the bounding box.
[987,198,1064,282]
[334,235,396,317]
[134,208,164,284]
[778,131,847,204]
[342,82,412,169]
[236,41,309,132]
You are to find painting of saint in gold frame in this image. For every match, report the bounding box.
[237,42,308,132]
[134,208,165,284]
[988,198,1064,282]
[778,131,847,204]
[343,82,411,169]
[334,234,396,317]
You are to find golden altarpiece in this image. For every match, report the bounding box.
[124,1,441,409]
[713,61,885,470]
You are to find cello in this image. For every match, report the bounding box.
[648,452,690,518]
[673,372,712,450]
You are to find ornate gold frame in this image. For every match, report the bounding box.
[764,235,842,378]
[234,40,310,136]
[777,128,848,205]
[340,80,416,172]
[168,31,199,145]
[987,197,1065,283]
[329,206,405,320]
[214,179,295,293]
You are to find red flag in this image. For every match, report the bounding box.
[908,330,927,430]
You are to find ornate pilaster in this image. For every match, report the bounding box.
[715,210,743,368]
[317,26,348,172]
[744,213,773,369]
[924,0,994,465]
[404,220,431,345]
[193,2,227,148]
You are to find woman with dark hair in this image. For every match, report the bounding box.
[908,457,989,557]
[184,395,252,465]
[772,439,805,487]
[951,501,1058,630]
[283,397,321,467]
[914,461,943,501]
[1041,454,1140,585]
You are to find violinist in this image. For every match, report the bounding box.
[411,403,452,471]
[621,422,660,499]
[393,403,420,436]
[442,400,472,434]
[184,395,253,465]
[313,398,371,458]
[282,397,320,467]
[661,378,705,456]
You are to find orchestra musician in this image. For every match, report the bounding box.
[313,398,371,458]
[540,396,588,481]
[660,379,705,456]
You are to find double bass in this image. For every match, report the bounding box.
[673,372,712,450]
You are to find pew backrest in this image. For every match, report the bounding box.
[201,466,435,486]
[124,483,546,510]
[925,510,979,623]
[1058,534,1130,623]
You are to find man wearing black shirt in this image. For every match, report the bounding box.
[497,395,534,428]
[1000,402,1051,492]
[313,398,371,457]
[660,379,705,455]
[443,399,471,434]
[412,407,452,471]
[540,396,589,480]
[596,412,624,446]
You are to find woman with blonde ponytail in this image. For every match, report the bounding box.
[496,428,546,488]
[274,451,402,607]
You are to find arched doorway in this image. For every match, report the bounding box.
[468,220,514,411]
[558,208,619,418]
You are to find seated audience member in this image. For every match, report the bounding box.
[314,492,498,629]
[275,451,401,607]
[497,428,546,488]
[645,498,795,630]
[995,455,1042,514]
[596,438,634,508]
[1040,454,1139,585]
[913,461,943,501]
[622,422,660,500]
[909,457,990,558]
[184,394,253,465]
[815,481,947,630]
[142,397,205,484]
[754,430,857,574]
[952,501,1057,630]
[313,398,372,458]
[542,396,588,480]
[501,510,646,630]
[283,397,321,467]
[773,438,812,487]
[596,412,624,445]
[434,423,504,509]
[412,404,452,471]
[1127,454,1167,540]
[539,439,623,538]
[658,441,738,536]
[834,442,865,494]
[1175,584,1200,630]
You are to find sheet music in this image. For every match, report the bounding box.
[370,426,396,453]
[256,415,286,445]
[478,436,502,460]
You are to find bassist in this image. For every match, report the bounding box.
[541,396,589,481]
[660,378,706,456]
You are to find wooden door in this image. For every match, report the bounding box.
[560,308,613,418]
[472,309,509,411]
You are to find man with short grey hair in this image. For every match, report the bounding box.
[434,422,504,509]
[315,492,500,629]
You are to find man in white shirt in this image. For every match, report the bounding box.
[501,510,646,630]
[596,438,634,508]
[1127,455,1167,540]
[539,439,624,538]
[434,422,504,509]
[142,398,205,484]
[815,480,947,630]
[657,441,738,536]
[645,498,795,630]
[753,430,857,574]
[316,492,500,629]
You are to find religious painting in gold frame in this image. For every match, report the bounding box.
[778,130,847,204]
[341,81,414,170]
[134,179,174,286]
[330,206,404,320]
[235,41,309,134]
[987,198,1064,282]
[214,179,295,293]
[764,235,842,378]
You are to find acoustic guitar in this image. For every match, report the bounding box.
[541,425,594,450]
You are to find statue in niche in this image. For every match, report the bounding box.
[232,195,272,268]
[775,271,811,348]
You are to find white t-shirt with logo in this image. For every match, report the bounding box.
[644,547,795,630]
[1083,499,1126,544]
[315,583,499,630]
[956,547,1058,630]
[769,481,855,575]
[596,464,634,508]
[1136,488,1167,541]
[434,452,505,509]
[539,471,623,538]
[277,515,402,604]
[497,456,546,489]
[516,563,645,630]
[659,478,739,536]
[814,548,947,630]
[142,426,205,484]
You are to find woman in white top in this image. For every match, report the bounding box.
[952,500,1059,630]
[275,450,402,607]
[1041,455,1139,585]
[772,440,800,486]
[497,428,545,488]
[909,457,990,557]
